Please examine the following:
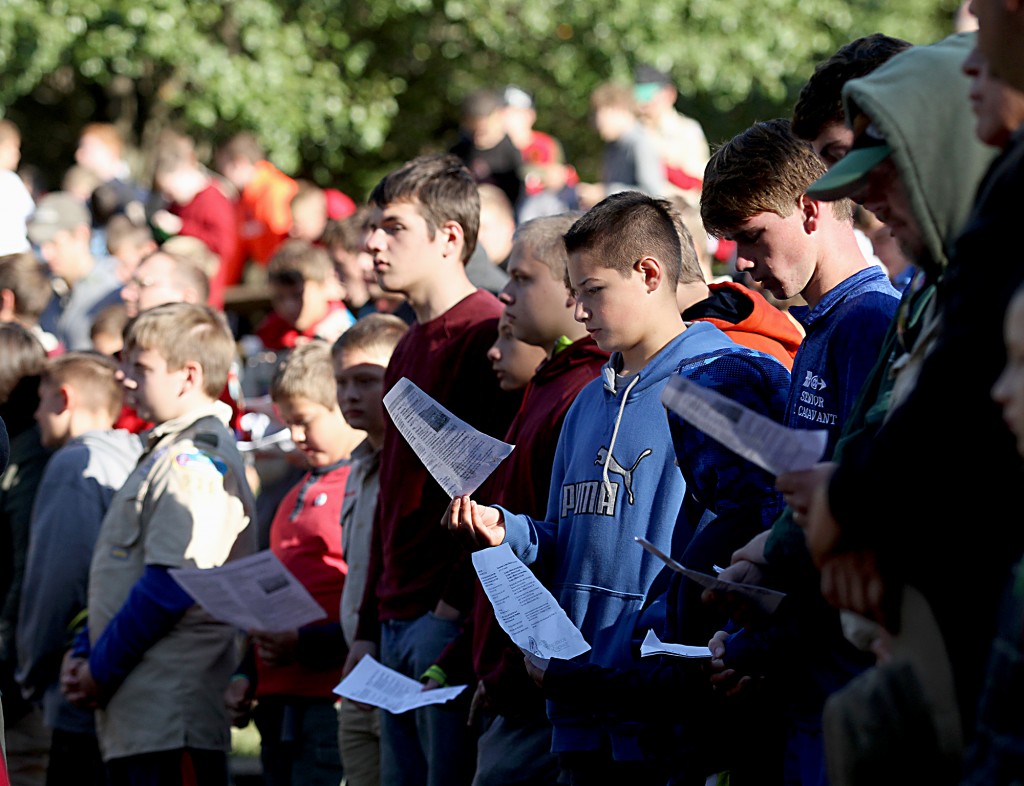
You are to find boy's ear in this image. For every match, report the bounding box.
[57,384,74,414]
[439,220,466,260]
[800,195,821,233]
[634,256,664,294]
[0,289,16,322]
[181,359,204,393]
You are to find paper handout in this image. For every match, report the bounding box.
[472,543,591,660]
[334,655,466,714]
[383,377,515,498]
[660,374,827,476]
[635,537,786,616]
[169,550,327,633]
[640,629,712,659]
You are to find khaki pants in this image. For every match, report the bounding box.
[338,698,380,786]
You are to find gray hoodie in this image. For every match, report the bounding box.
[16,428,142,733]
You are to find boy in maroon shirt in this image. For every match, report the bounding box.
[340,154,520,786]
[427,212,608,785]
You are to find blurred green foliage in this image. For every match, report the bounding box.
[0,0,960,197]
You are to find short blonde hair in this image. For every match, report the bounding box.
[332,313,408,361]
[124,302,234,398]
[270,340,337,410]
[43,352,123,421]
[512,212,581,282]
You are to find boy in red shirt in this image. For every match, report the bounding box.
[225,340,364,786]
[255,240,355,351]
[341,154,520,786]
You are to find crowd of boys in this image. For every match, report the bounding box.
[2,4,1024,786]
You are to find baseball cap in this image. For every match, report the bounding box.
[26,191,91,245]
[634,65,671,103]
[806,120,892,202]
[502,85,534,110]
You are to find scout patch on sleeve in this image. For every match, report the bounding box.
[173,448,228,476]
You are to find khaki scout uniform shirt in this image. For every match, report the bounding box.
[88,401,256,760]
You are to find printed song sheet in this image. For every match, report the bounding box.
[640,629,712,659]
[472,544,591,660]
[635,537,786,615]
[660,374,827,476]
[334,655,466,713]
[169,551,327,632]
[383,377,515,497]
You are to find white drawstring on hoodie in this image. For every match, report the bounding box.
[602,370,640,500]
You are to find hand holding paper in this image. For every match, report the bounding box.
[445,495,506,551]
[635,537,786,616]
[640,629,711,659]
[334,656,466,714]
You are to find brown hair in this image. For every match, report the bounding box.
[90,303,130,344]
[124,302,235,397]
[217,132,264,165]
[665,199,708,286]
[270,340,337,410]
[563,191,682,287]
[332,313,408,360]
[368,154,480,263]
[0,252,54,322]
[153,131,198,178]
[267,239,334,285]
[590,82,636,113]
[0,322,46,436]
[791,35,912,142]
[106,215,155,256]
[43,351,123,421]
[322,207,369,254]
[701,118,853,238]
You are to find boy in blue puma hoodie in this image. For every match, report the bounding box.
[447,191,752,784]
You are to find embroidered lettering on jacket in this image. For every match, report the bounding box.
[797,372,837,425]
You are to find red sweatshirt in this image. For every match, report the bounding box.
[170,183,239,309]
[257,462,349,698]
[436,335,608,714]
[355,290,521,641]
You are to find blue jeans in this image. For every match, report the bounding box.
[379,612,474,786]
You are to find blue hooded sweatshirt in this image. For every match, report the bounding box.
[786,265,899,456]
[497,321,742,758]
